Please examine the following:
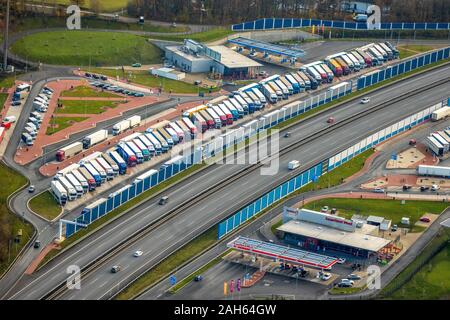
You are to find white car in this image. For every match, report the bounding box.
[360,97,371,104]
[337,258,346,264]
[340,278,355,286]
[320,272,332,281]
[133,250,143,257]
[373,187,385,193]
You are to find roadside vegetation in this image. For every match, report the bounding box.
[11,31,162,66]
[28,0,129,12]
[60,85,123,98]
[397,45,435,59]
[116,227,218,300]
[304,198,448,232]
[0,162,34,276]
[150,28,235,43]
[0,75,16,89]
[56,99,121,114]
[87,68,220,94]
[46,116,88,135]
[0,93,8,111]
[28,191,62,221]
[11,16,189,33]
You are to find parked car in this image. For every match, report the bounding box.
[321,206,329,213]
[338,282,352,288]
[100,76,108,81]
[360,97,371,104]
[402,185,412,191]
[347,274,361,280]
[132,63,142,68]
[320,272,332,281]
[391,224,398,232]
[409,139,417,146]
[337,258,346,264]
[420,217,431,223]
[11,100,22,106]
[373,187,385,193]
[85,72,92,78]
[339,278,354,286]
[431,184,440,191]
[420,186,430,192]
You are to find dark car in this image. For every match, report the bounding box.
[194,275,203,282]
[403,185,412,191]
[159,196,168,205]
[92,74,100,79]
[111,265,121,273]
[284,132,291,138]
[100,76,108,81]
[420,186,430,192]
[11,100,22,106]
[33,240,41,249]
[338,282,352,288]
[85,72,92,78]
[420,217,431,223]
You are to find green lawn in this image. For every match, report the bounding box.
[398,45,435,59]
[116,226,217,300]
[304,198,448,231]
[88,68,219,94]
[0,75,16,89]
[0,162,34,276]
[28,191,62,221]
[56,99,120,114]
[46,116,88,135]
[150,28,235,43]
[12,16,189,33]
[29,0,129,12]
[11,31,163,66]
[0,93,8,111]
[60,85,122,98]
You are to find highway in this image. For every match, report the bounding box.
[6,64,450,300]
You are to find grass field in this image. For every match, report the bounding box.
[398,45,435,59]
[56,99,120,114]
[46,116,88,135]
[28,191,62,221]
[150,28,235,43]
[304,198,448,231]
[387,243,450,299]
[0,75,16,89]
[0,162,33,276]
[29,0,129,12]
[0,93,8,111]
[88,68,219,94]
[12,16,189,33]
[60,85,122,98]
[11,31,163,66]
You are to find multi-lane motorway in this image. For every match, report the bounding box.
[6,64,449,300]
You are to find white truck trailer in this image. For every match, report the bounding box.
[431,106,450,121]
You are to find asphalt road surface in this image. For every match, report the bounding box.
[7,64,450,300]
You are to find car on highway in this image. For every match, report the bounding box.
[347,274,361,280]
[159,196,169,205]
[194,275,203,282]
[420,217,431,223]
[133,250,143,257]
[360,97,371,104]
[28,185,36,193]
[284,132,291,138]
[327,117,335,124]
[111,265,121,273]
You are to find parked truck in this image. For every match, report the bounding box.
[56,176,77,201]
[116,143,138,166]
[288,160,300,170]
[65,173,84,197]
[51,180,68,205]
[431,106,450,121]
[95,156,115,180]
[21,133,34,146]
[417,165,450,178]
[82,162,103,186]
[56,142,83,162]
[71,169,90,193]
[101,153,120,176]
[108,151,128,175]
[82,129,108,149]
[78,167,97,191]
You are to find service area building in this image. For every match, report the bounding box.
[164,39,262,77]
[277,207,392,259]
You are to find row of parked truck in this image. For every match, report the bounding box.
[51,116,199,204]
[21,86,54,146]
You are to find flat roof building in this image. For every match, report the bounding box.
[279,207,392,259]
[164,39,262,77]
